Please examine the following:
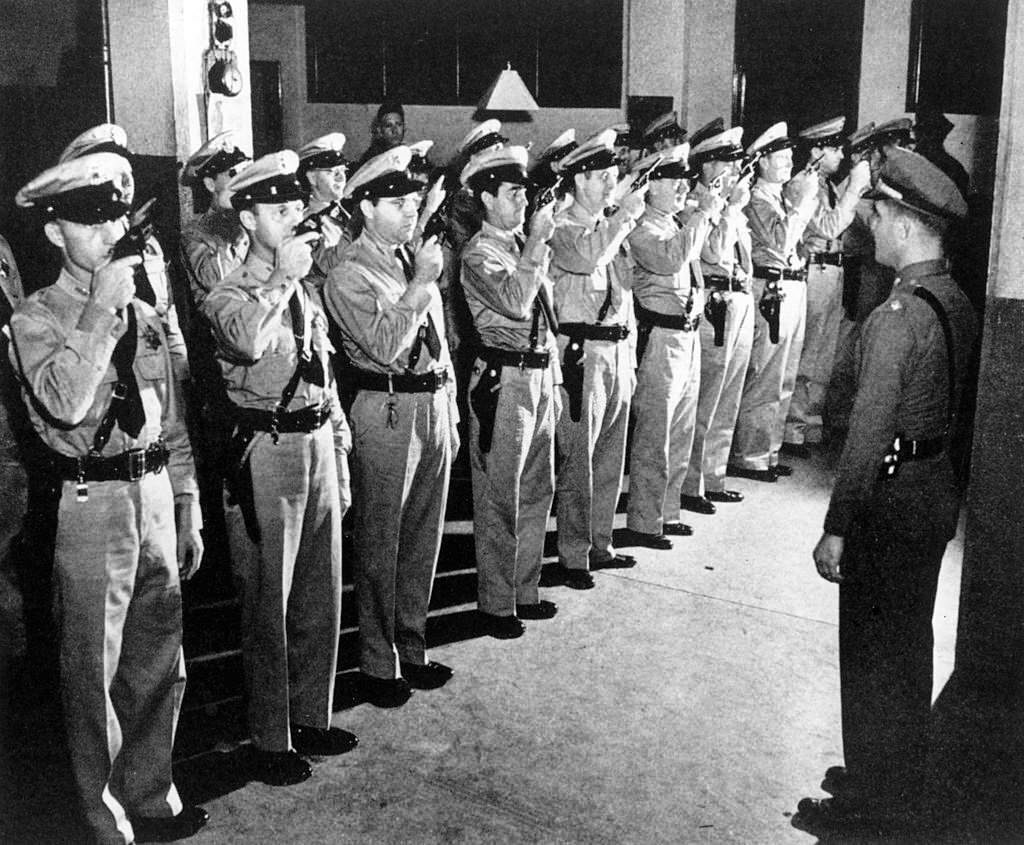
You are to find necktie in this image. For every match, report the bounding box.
[288,288,325,387]
[132,260,157,308]
[395,246,442,362]
[827,178,838,208]
[110,306,146,438]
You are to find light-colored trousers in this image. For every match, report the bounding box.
[226,424,343,753]
[785,263,843,445]
[350,388,453,679]
[556,337,634,571]
[730,277,807,470]
[683,292,755,497]
[469,360,556,616]
[627,326,701,534]
[54,472,185,845]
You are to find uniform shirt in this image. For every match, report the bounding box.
[549,200,636,325]
[180,207,249,308]
[305,198,355,278]
[690,181,753,282]
[0,236,25,463]
[823,259,977,537]
[801,174,858,256]
[745,180,815,269]
[8,268,198,501]
[142,234,189,382]
[629,204,709,315]
[323,228,454,381]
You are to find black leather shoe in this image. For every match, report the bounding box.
[780,442,811,459]
[290,724,358,756]
[478,611,526,639]
[362,674,414,708]
[680,494,716,514]
[563,568,595,589]
[590,553,636,569]
[619,528,673,549]
[705,489,743,503]
[726,464,777,482]
[132,805,209,842]
[400,660,453,689]
[795,796,912,830]
[663,522,693,536]
[516,600,558,620]
[771,463,793,477]
[821,765,849,795]
[251,749,312,786]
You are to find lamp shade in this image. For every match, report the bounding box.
[477,63,540,112]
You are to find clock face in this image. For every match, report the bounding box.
[209,56,243,97]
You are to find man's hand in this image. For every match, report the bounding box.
[175,499,204,581]
[813,532,844,583]
[619,185,648,220]
[336,453,351,519]
[319,216,343,250]
[847,160,872,197]
[727,174,752,208]
[697,191,726,218]
[412,236,444,285]
[276,231,318,279]
[784,170,820,209]
[91,254,143,312]
[527,201,557,244]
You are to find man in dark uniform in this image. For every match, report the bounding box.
[798,148,976,829]
[10,152,207,844]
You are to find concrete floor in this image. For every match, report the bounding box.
[3,447,976,844]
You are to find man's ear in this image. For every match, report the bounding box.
[479,191,496,215]
[202,175,217,195]
[43,220,65,250]
[238,207,257,233]
[359,198,375,221]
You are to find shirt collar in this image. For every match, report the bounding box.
[55,267,91,299]
[895,258,950,286]
[479,220,521,245]
[242,251,276,285]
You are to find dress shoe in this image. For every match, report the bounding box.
[538,564,563,587]
[821,765,849,795]
[680,494,716,514]
[772,463,793,477]
[705,489,743,503]
[251,748,312,786]
[131,805,209,842]
[516,600,558,620]
[619,528,673,549]
[478,611,526,639]
[290,724,358,756]
[662,522,693,536]
[400,660,454,689]
[796,795,913,831]
[726,464,777,483]
[780,442,811,459]
[590,553,636,569]
[362,674,414,708]
[563,567,595,589]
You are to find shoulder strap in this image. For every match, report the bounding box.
[912,285,956,432]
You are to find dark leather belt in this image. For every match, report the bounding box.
[808,252,844,267]
[233,400,332,434]
[350,368,449,393]
[753,266,807,282]
[634,300,697,331]
[52,442,169,483]
[895,436,944,460]
[478,345,550,370]
[704,275,748,293]
[558,322,630,342]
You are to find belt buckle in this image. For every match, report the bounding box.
[431,369,445,390]
[127,448,147,482]
[618,325,629,340]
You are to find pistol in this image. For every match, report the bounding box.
[111,197,157,306]
[421,181,454,244]
[803,152,826,175]
[531,174,564,213]
[758,279,785,344]
[704,290,728,346]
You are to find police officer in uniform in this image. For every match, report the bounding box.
[799,149,976,829]
[460,146,561,640]
[324,146,458,707]
[729,122,819,482]
[680,127,755,514]
[782,117,871,454]
[642,111,687,154]
[10,152,207,844]
[622,145,717,547]
[546,129,647,588]
[202,151,356,786]
[297,132,353,278]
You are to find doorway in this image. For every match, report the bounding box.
[733,0,865,141]
[250,60,284,157]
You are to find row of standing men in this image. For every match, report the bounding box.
[1,108,922,843]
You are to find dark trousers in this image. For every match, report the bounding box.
[838,503,948,811]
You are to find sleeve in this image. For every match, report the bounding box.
[323,261,434,368]
[701,206,743,268]
[461,240,549,320]
[630,214,709,277]
[744,193,813,258]
[160,339,200,503]
[808,183,860,242]
[549,211,636,275]
[181,234,229,308]
[8,297,125,426]
[823,304,914,535]
[201,282,294,363]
